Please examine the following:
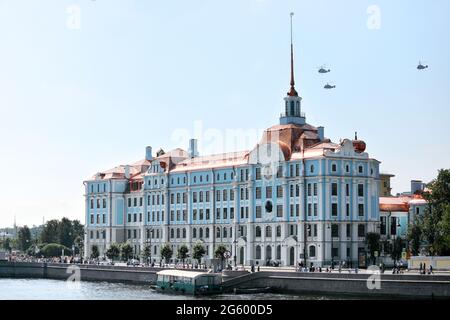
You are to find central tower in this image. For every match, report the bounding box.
[280,12,305,126]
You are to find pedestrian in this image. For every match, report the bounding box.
[429,265,433,274]
[423,263,426,275]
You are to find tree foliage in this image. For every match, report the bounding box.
[160,244,173,263]
[366,232,380,265]
[41,243,72,258]
[192,242,206,264]
[177,245,189,264]
[120,242,133,261]
[18,226,32,252]
[106,243,120,260]
[91,245,99,259]
[407,224,422,256]
[39,218,84,249]
[418,169,450,255]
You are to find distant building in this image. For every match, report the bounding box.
[379,173,395,197]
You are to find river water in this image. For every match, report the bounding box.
[0,278,346,300]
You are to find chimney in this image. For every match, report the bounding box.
[124,165,130,179]
[318,126,324,141]
[145,146,153,161]
[188,139,199,158]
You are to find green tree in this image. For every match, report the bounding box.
[407,223,422,256]
[2,238,12,253]
[142,245,151,263]
[106,243,120,261]
[366,232,380,265]
[419,169,450,255]
[120,242,133,261]
[192,242,206,266]
[41,243,72,258]
[58,218,73,248]
[177,245,189,266]
[91,245,99,259]
[160,244,173,264]
[40,220,59,244]
[18,226,32,252]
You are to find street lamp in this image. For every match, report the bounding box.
[327,224,334,269]
[392,219,401,269]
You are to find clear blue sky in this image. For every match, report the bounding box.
[1,0,449,227]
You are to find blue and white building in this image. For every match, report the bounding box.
[83,39,381,267]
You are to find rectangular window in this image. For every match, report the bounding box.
[331,183,338,196]
[102,214,106,224]
[255,167,261,180]
[177,193,181,204]
[183,210,187,221]
[103,199,106,208]
[277,205,283,217]
[358,184,364,197]
[266,186,272,199]
[240,188,244,201]
[240,207,244,219]
[307,184,312,196]
[296,204,300,217]
[128,198,131,207]
[245,207,249,218]
[313,224,318,237]
[256,206,261,218]
[223,208,227,220]
[295,164,299,176]
[127,214,131,223]
[314,203,318,216]
[277,185,283,198]
[230,207,234,219]
[133,213,137,222]
[230,189,234,201]
[139,197,143,207]
[223,189,228,201]
[313,183,318,196]
[193,192,197,203]
[216,208,220,220]
[331,224,339,237]
[176,210,180,221]
[255,187,261,199]
[216,190,220,202]
[358,204,364,216]
[134,198,137,207]
[204,191,209,203]
[358,224,365,237]
[380,217,386,235]
[245,188,249,200]
[90,215,94,224]
[308,203,312,216]
[346,184,350,197]
[346,203,350,217]
[276,166,283,178]
[332,203,338,216]
[193,209,197,221]
[290,204,294,217]
[199,209,204,220]
[346,224,351,237]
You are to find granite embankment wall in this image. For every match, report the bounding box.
[2,262,450,298]
[0,261,161,284]
[222,271,450,298]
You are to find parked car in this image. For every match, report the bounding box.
[127,259,140,266]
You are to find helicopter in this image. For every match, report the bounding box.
[318,65,331,74]
[324,83,336,89]
[417,61,428,70]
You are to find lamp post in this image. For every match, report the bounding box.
[392,219,401,269]
[327,224,334,269]
[233,240,237,267]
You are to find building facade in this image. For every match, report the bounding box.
[83,42,381,268]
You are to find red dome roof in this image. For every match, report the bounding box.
[352,132,366,153]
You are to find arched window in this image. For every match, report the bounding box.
[266,246,272,259]
[229,227,232,238]
[170,228,174,239]
[223,227,227,238]
[216,227,221,238]
[276,225,281,237]
[290,101,295,115]
[182,228,186,238]
[276,245,281,260]
[199,228,203,239]
[309,245,316,257]
[176,229,180,238]
[255,246,261,260]
[205,227,209,238]
[255,226,261,237]
[265,226,272,238]
[193,228,197,238]
[310,165,315,173]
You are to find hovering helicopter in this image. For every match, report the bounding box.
[417,61,429,70]
[318,65,331,74]
[324,83,336,89]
